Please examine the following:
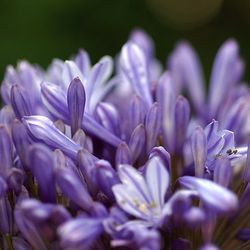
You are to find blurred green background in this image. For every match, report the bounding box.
[1,0,250,81]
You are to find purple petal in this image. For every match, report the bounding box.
[67,77,86,135]
[242,141,250,182]
[116,142,132,166]
[175,96,190,152]
[145,102,161,153]
[0,176,7,197]
[95,102,120,136]
[191,126,207,178]
[11,84,33,120]
[128,95,146,134]
[0,124,13,177]
[74,49,91,76]
[94,160,120,199]
[55,162,94,211]
[0,197,12,234]
[7,168,24,193]
[120,42,152,109]
[213,157,232,187]
[168,42,205,115]
[58,217,103,249]
[179,176,238,213]
[86,56,113,111]
[149,146,171,172]
[11,119,31,167]
[62,60,85,89]
[156,72,176,153]
[129,124,146,163]
[208,40,243,118]
[28,144,56,202]
[129,28,155,62]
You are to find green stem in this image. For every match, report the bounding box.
[5,234,14,250]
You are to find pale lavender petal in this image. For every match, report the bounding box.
[175,96,190,152]
[149,146,171,172]
[145,157,170,208]
[116,142,132,166]
[208,40,242,118]
[74,49,91,76]
[0,196,12,234]
[120,42,152,108]
[129,95,146,134]
[156,72,176,153]
[62,60,85,89]
[191,126,207,178]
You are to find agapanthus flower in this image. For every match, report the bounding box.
[0,28,249,250]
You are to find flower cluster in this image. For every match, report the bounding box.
[0,29,249,250]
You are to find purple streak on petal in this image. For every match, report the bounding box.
[157,72,176,153]
[94,160,120,199]
[75,49,91,76]
[179,176,238,213]
[168,42,205,115]
[145,157,170,208]
[145,102,161,153]
[10,84,33,120]
[129,124,146,163]
[28,144,56,202]
[208,40,243,118]
[67,77,86,135]
[120,42,152,109]
[55,162,94,211]
[0,197,12,234]
[129,95,146,134]
[58,217,103,249]
[213,157,232,187]
[0,124,13,178]
[95,102,120,136]
[242,141,250,182]
[116,142,132,166]
[12,119,31,168]
[175,96,190,152]
[191,126,207,178]
[22,115,82,160]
